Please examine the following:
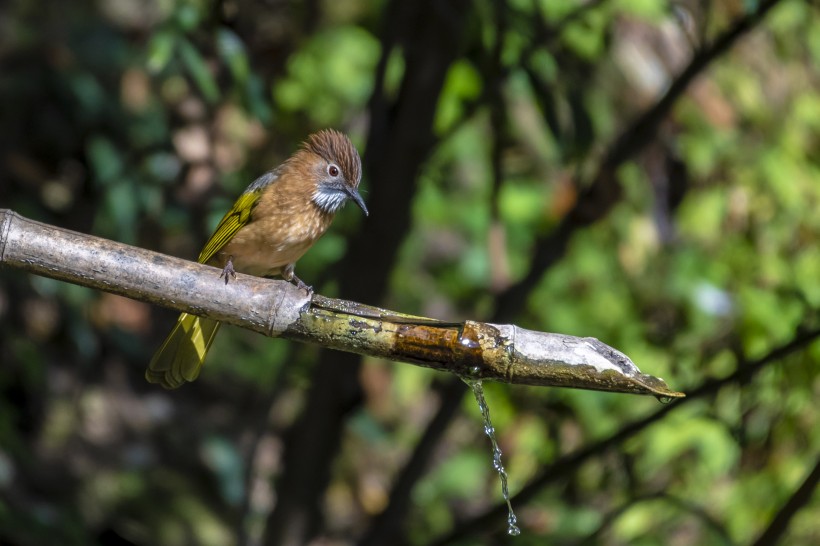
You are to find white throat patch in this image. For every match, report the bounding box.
[313,186,348,214]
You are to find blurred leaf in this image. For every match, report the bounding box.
[147,30,176,73]
[175,2,204,31]
[434,60,482,134]
[614,0,669,20]
[178,37,220,103]
[245,73,273,124]
[216,28,249,84]
[201,436,245,506]
[67,72,108,123]
[560,11,607,59]
[142,152,181,183]
[86,136,123,185]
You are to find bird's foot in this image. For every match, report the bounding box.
[291,275,313,295]
[220,257,237,285]
[283,264,312,295]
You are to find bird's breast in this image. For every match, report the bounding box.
[215,201,333,277]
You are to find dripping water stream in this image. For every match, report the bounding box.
[463,377,521,536]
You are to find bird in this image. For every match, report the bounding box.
[146,129,367,389]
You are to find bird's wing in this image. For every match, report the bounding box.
[197,171,278,264]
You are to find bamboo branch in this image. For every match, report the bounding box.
[0,209,683,398]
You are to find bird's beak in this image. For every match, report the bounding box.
[344,186,369,216]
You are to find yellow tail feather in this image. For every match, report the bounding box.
[146,313,221,389]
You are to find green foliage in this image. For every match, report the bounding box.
[274,26,380,124]
[435,61,483,134]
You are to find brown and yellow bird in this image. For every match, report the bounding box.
[146,129,367,389]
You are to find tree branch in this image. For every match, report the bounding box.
[0,208,682,398]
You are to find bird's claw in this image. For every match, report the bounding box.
[220,257,237,285]
[292,277,313,295]
[288,273,313,295]
[283,264,312,295]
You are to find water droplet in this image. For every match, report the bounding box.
[457,323,481,350]
[506,511,520,535]
[655,395,674,404]
[470,365,481,376]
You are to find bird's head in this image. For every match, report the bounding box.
[302,129,368,216]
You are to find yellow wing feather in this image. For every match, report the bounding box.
[198,190,261,264]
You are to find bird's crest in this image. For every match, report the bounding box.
[303,129,362,188]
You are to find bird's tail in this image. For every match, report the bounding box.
[146,313,221,389]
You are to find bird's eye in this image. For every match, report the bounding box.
[328,164,340,177]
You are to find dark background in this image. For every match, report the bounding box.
[0,0,818,545]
